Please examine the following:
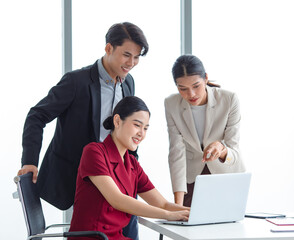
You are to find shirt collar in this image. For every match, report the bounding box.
[104,134,133,170]
[97,58,125,84]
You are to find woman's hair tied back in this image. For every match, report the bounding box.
[103,96,150,131]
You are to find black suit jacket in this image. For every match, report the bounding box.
[21,60,135,210]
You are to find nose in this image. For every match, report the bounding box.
[137,128,142,137]
[126,57,135,67]
[137,127,146,139]
[127,57,137,67]
[187,88,195,98]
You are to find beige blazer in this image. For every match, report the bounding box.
[164,86,245,193]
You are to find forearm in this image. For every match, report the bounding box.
[168,138,187,198]
[112,194,169,219]
[163,200,189,211]
[22,112,45,166]
[174,191,185,205]
[90,176,189,221]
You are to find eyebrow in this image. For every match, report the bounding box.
[133,119,149,127]
[177,81,200,87]
[124,51,141,57]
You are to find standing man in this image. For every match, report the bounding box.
[17,22,149,240]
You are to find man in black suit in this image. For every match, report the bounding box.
[17,22,149,240]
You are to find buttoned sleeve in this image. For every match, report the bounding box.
[79,142,111,179]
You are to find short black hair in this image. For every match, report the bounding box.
[105,22,149,56]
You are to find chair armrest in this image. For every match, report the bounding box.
[28,231,108,240]
[28,233,64,240]
[45,223,70,230]
[64,231,108,239]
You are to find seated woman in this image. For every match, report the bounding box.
[69,96,189,240]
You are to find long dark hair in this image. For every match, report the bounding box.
[105,22,149,56]
[103,96,150,131]
[172,54,220,87]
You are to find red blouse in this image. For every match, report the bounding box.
[69,134,155,240]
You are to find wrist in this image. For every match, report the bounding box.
[163,209,171,220]
[219,142,227,162]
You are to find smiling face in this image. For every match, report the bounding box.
[176,75,208,106]
[112,111,150,158]
[103,40,142,81]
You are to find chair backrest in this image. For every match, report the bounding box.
[14,172,46,238]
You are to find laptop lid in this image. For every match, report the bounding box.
[188,172,251,225]
[161,172,251,226]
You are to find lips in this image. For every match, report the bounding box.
[122,66,131,73]
[132,137,141,145]
[189,98,198,103]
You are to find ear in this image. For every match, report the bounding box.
[105,43,113,55]
[205,73,209,84]
[113,114,121,128]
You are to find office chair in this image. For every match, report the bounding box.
[13,172,108,240]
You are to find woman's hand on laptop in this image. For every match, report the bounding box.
[165,209,190,221]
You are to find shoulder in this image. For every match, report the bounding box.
[60,62,96,86]
[125,73,134,82]
[80,142,109,168]
[208,87,240,110]
[210,86,238,102]
[82,142,106,156]
[66,63,94,77]
[79,142,111,177]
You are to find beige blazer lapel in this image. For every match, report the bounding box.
[203,87,217,144]
[180,98,202,151]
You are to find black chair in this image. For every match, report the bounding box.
[13,172,108,240]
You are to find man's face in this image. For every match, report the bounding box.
[103,40,142,80]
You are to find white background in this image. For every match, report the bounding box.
[1,1,294,239]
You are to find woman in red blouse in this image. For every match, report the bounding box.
[69,96,190,240]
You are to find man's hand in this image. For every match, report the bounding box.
[17,165,38,183]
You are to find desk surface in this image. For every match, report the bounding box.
[138,217,294,240]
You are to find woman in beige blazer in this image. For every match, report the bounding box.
[165,55,245,207]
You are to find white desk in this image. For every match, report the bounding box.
[138,217,294,240]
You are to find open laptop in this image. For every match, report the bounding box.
[160,172,251,226]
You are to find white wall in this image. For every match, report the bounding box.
[192,0,294,214]
[1,1,293,239]
[0,1,63,238]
